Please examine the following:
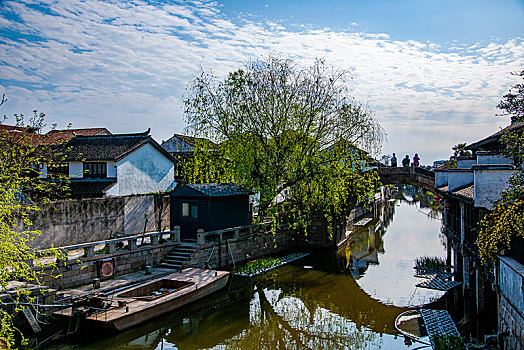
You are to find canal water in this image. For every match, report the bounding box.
[42,190,448,349]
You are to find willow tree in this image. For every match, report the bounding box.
[477,69,524,262]
[183,57,383,234]
[0,95,65,348]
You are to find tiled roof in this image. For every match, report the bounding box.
[46,130,177,164]
[453,184,474,200]
[42,128,111,145]
[466,121,524,150]
[185,183,253,197]
[0,124,42,146]
[0,124,39,133]
[472,164,515,169]
[53,131,161,162]
[164,134,217,149]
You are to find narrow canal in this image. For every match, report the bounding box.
[43,188,447,349]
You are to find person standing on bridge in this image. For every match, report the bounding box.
[402,155,410,167]
[413,153,420,167]
[391,153,397,167]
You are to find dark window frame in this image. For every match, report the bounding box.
[83,162,107,178]
[182,201,198,219]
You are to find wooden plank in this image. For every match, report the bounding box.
[354,218,372,226]
[22,307,41,333]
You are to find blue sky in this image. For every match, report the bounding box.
[1,0,523,162]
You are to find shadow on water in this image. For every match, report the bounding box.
[39,187,447,349]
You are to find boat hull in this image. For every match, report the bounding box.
[56,268,229,331]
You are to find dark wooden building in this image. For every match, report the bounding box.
[170,183,253,241]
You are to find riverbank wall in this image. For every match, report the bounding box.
[185,225,296,270]
[498,256,524,350]
[36,236,177,290]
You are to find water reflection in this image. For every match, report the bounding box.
[344,187,447,306]
[42,189,446,350]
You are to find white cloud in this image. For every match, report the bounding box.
[0,0,522,161]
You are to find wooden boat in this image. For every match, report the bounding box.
[394,310,431,346]
[55,268,229,331]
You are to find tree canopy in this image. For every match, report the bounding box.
[497,69,524,124]
[183,57,383,233]
[0,95,64,347]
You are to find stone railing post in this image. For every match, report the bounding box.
[129,238,137,250]
[106,241,116,254]
[197,229,205,245]
[151,233,159,245]
[170,226,180,242]
[234,228,240,239]
[249,226,254,236]
[84,246,95,257]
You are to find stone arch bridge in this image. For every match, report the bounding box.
[376,166,435,190]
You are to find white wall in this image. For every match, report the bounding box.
[107,161,117,178]
[106,143,176,197]
[457,158,476,169]
[69,161,83,178]
[435,170,448,188]
[473,166,517,209]
[499,256,524,316]
[448,169,474,192]
[476,152,513,165]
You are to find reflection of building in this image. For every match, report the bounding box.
[344,215,385,278]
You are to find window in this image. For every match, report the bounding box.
[182,203,189,217]
[83,162,107,178]
[191,204,198,219]
[182,202,198,219]
[48,163,69,178]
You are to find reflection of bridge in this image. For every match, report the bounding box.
[377,166,435,190]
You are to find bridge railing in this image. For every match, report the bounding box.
[377,166,434,179]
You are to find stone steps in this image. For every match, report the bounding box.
[159,243,199,270]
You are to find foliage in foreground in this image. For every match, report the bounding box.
[432,334,466,350]
[0,95,65,348]
[183,56,384,235]
[477,69,524,262]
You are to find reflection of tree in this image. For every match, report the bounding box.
[223,286,380,350]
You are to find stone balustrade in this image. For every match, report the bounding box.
[196,222,271,245]
[34,227,181,263]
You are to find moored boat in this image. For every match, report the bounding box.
[54,268,229,331]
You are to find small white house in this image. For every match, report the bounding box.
[41,130,177,197]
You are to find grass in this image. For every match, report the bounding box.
[236,257,282,276]
[414,256,447,270]
[432,334,466,350]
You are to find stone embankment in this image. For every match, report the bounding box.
[35,231,178,290]
[184,224,295,270]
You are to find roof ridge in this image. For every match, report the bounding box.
[75,130,150,139]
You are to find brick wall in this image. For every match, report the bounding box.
[499,295,524,350]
